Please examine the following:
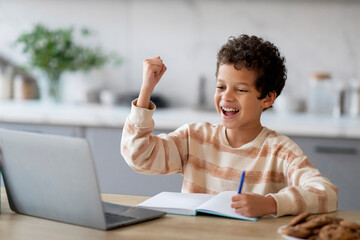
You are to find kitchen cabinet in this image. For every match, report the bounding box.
[1,117,359,210]
[85,127,183,196]
[290,136,360,211]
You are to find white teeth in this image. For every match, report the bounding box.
[221,107,239,112]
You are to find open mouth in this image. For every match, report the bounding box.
[221,107,240,117]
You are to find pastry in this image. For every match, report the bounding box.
[340,220,360,231]
[280,225,312,239]
[318,224,358,240]
[287,212,311,227]
[280,213,360,240]
[299,215,342,229]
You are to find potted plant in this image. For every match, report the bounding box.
[15,24,121,102]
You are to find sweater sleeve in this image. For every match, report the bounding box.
[267,154,338,217]
[120,99,189,175]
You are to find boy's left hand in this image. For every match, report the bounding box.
[231,193,277,218]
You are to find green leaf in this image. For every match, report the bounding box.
[14,23,121,81]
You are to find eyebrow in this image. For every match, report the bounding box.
[216,79,250,86]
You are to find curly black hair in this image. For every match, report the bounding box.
[216,35,287,101]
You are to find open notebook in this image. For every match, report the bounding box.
[137,191,258,221]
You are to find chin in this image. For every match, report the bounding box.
[220,119,237,129]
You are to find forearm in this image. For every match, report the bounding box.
[270,156,338,216]
[137,85,154,109]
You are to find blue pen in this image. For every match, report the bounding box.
[237,171,246,194]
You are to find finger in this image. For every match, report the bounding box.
[153,64,163,73]
[144,59,163,67]
[144,57,163,65]
[231,199,244,209]
[145,56,161,61]
[148,56,163,64]
[144,61,162,73]
[152,59,163,67]
[149,62,163,72]
[157,64,167,78]
[233,204,247,215]
[232,194,243,201]
[235,207,246,214]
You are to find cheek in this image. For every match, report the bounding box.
[213,94,221,112]
[213,93,219,104]
[243,98,264,112]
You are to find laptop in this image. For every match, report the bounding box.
[0,128,166,230]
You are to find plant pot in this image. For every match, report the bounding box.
[48,79,61,102]
[37,72,62,103]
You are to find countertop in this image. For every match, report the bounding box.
[1,100,360,139]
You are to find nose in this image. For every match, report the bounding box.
[223,89,235,101]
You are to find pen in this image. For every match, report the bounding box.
[237,171,246,194]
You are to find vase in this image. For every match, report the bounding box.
[37,71,62,103]
[47,78,61,102]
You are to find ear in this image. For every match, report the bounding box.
[262,91,277,109]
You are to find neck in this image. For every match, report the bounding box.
[225,124,263,148]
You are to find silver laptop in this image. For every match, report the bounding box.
[0,128,165,230]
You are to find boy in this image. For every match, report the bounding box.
[121,35,338,218]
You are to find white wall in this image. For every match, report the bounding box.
[0,0,359,108]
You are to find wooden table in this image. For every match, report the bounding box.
[1,188,359,240]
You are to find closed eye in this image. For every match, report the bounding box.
[216,86,225,90]
[238,89,248,92]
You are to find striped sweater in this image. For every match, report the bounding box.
[121,101,338,216]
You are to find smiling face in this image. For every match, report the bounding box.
[214,64,273,131]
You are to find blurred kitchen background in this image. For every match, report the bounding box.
[1,0,360,210]
[0,0,359,112]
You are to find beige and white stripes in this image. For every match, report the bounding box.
[121,100,338,216]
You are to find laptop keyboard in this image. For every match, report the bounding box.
[105,212,136,225]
